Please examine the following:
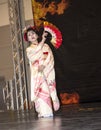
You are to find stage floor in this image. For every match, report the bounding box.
[0,102,101,130]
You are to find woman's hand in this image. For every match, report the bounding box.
[42,31,48,42]
[39,31,48,48]
[38,65,45,72]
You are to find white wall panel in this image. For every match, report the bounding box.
[23,0,33,21]
[0,2,9,26]
[0,25,13,80]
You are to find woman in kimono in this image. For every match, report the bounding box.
[23,26,60,117]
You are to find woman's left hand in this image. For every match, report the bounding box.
[42,31,48,41]
[38,65,45,72]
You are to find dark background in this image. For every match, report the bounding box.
[42,0,101,103]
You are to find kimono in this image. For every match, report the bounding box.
[26,42,60,117]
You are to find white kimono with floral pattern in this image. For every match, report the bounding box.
[26,42,60,117]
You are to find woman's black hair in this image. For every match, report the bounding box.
[26,27,43,43]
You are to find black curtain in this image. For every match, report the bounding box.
[45,0,101,103]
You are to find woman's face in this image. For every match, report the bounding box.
[27,30,38,43]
